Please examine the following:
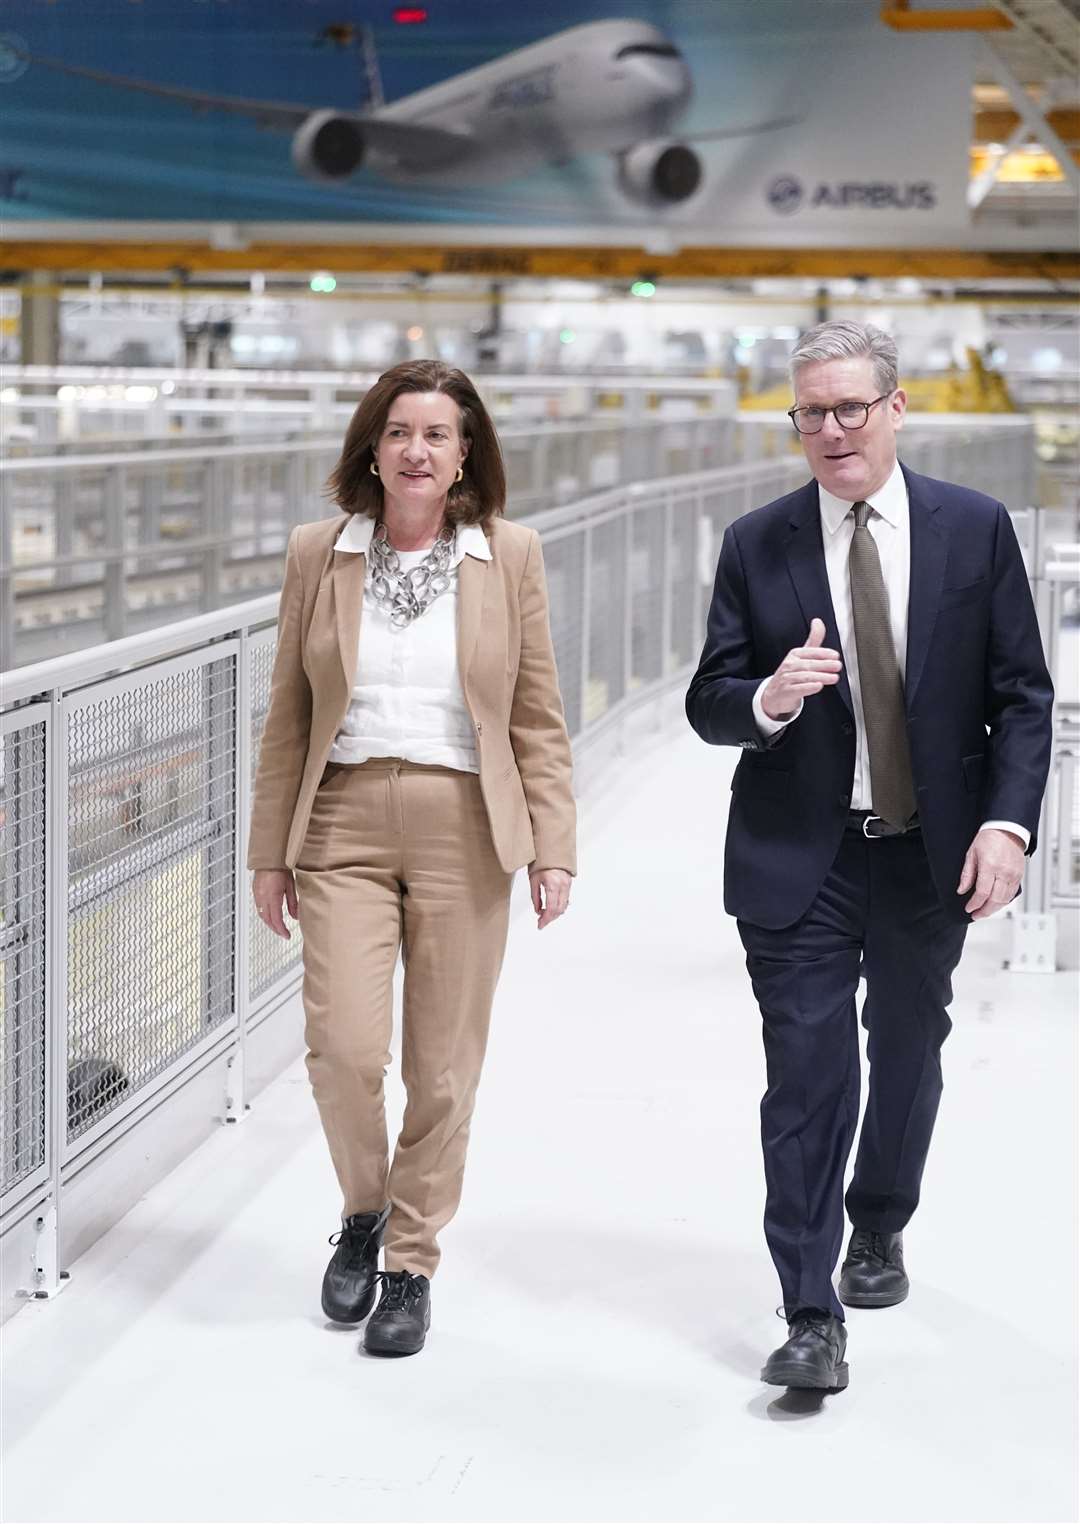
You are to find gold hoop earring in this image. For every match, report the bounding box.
[370,461,380,477]
[454,466,464,484]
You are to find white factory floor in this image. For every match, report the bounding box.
[3,727,1077,1524]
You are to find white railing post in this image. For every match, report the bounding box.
[226,627,253,1126]
[21,690,70,1298]
[103,466,127,643]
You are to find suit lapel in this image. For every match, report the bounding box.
[456,551,486,690]
[331,547,367,694]
[784,483,854,717]
[902,466,948,711]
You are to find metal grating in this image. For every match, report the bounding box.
[248,638,303,1004]
[586,517,628,725]
[0,721,47,1197]
[669,497,699,672]
[540,534,586,738]
[631,506,666,691]
[989,0,1080,80]
[65,658,236,1143]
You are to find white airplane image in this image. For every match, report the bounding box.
[19,18,797,209]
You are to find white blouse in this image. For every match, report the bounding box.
[327,516,492,774]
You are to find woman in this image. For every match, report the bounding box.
[248,360,576,1357]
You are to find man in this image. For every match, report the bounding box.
[686,320,1053,1393]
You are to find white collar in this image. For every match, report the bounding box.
[818,459,907,538]
[335,515,492,564]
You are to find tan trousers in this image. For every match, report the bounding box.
[295,758,512,1278]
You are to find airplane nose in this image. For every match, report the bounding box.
[625,55,692,111]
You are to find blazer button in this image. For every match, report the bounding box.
[839,793,850,807]
[475,721,482,735]
[841,723,853,736]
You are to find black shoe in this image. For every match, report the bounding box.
[838,1229,908,1308]
[320,1205,390,1324]
[761,1309,849,1391]
[363,1270,431,1357]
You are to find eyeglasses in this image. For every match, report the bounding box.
[787,392,893,435]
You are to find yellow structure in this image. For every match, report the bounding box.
[742,348,1017,413]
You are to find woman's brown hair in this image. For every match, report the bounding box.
[326,360,506,527]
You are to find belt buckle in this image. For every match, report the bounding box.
[862,814,885,839]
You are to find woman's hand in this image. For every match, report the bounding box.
[252,868,298,939]
[528,867,572,930]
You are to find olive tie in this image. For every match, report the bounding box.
[849,501,916,829]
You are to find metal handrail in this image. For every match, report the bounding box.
[2,454,793,704]
[0,413,727,474]
[1,450,1073,1317]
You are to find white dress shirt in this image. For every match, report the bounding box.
[752,460,1028,844]
[328,516,491,773]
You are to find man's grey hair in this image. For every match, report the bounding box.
[789,320,899,395]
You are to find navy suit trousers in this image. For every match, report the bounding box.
[738,826,968,1322]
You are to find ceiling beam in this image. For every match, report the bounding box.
[990,0,1080,77]
[2,243,1078,282]
[881,0,1013,28]
[974,107,1080,140]
[976,36,1080,192]
[969,119,1032,208]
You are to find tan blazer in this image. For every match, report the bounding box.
[247,514,576,876]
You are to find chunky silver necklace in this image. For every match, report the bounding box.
[367,521,455,628]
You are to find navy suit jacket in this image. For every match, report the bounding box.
[685,465,1054,930]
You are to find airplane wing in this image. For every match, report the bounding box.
[15,50,312,129]
[683,115,803,143]
[14,50,474,165]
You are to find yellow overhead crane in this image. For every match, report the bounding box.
[741,349,1018,414]
[6,246,1079,282]
[880,1,1012,30]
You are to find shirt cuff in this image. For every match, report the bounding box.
[981,820,1031,851]
[753,677,802,739]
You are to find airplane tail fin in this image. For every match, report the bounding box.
[360,24,385,112]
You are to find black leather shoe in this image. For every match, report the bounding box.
[761,1309,849,1391]
[838,1229,908,1308]
[320,1205,390,1324]
[364,1271,431,1357]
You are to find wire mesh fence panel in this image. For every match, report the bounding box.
[541,531,586,739]
[586,516,628,726]
[697,482,737,624]
[0,719,47,1198]
[248,637,304,1005]
[669,495,700,672]
[630,505,666,691]
[65,656,236,1145]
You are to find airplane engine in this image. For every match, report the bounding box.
[616,140,702,207]
[291,110,366,181]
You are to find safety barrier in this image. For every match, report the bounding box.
[2,416,735,669]
[1,447,1072,1320]
[3,413,1035,671]
[1,365,737,444]
[1010,550,1080,971]
[0,453,804,1315]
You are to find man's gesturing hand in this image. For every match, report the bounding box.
[761,618,843,722]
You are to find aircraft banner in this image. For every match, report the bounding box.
[0,0,973,245]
